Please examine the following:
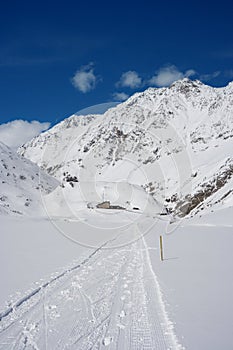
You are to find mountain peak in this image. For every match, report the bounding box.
[170,78,204,89]
[17,79,233,218]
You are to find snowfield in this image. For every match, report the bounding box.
[1,208,233,349]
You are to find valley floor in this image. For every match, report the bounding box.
[0,208,233,349]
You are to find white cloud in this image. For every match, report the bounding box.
[116,71,142,89]
[185,69,196,78]
[200,71,221,81]
[112,92,129,101]
[149,65,196,87]
[72,63,99,93]
[0,120,50,149]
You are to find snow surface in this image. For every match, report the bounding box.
[149,209,233,350]
[0,211,182,350]
[0,208,233,349]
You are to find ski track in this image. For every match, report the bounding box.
[0,225,183,350]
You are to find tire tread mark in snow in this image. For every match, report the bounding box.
[0,233,121,325]
[141,235,183,350]
[0,223,184,350]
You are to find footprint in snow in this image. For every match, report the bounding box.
[119,310,126,318]
[102,336,113,346]
[45,305,57,311]
[117,323,125,329]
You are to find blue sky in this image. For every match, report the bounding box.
[0,0,232,131]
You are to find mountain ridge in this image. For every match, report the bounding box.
[18,79,233,218]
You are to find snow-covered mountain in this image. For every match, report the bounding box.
[1,81,233,350]
[0,142,58,216]
[18,79,233,217]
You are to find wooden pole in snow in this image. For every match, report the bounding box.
[160,235,164,261]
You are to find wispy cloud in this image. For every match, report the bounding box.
[185,69,196,78]
[0,120,50,149]
[112,92,129,101]
[116,71,142,89]
[149,65,196,87]
[199,71,221,81]
[71,63,100,93]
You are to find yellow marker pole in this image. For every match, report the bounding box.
[160,235,164,261]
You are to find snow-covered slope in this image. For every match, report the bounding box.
[0,142,58,216]
[44,180,162,219]
[18,79,233,217]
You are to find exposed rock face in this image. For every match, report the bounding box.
[0,142,58,216]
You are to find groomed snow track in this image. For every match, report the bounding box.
[0,225,183,350]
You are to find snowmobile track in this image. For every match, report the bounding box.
[0,225,183,349]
